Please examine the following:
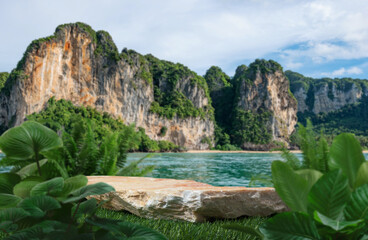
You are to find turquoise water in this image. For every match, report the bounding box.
[126,152,289,187]
[2,152,368,187]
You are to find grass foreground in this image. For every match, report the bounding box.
[96,209,265,240]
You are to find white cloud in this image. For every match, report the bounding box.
[1,0,368,75]
[322,66,363,77]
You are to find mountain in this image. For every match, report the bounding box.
[286,70,368,114]
[204,60,298,150]
[0,23,214,150]
[3,22,364,150]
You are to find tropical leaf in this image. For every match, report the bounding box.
[0,221,17,234]
[0,193,22,209]
[13,179,43,198]
[308,170,351,220]
[0,173,21,194]
[344,184,368,220]
[0,208,30,222]
[63,182,115,203]
[71,198,98,219]
[30,177,64,196]
[117,154,154,177]
[0,121,62,160]
[271,160,309,212]
[280,148,301,170]
[17,159,48,179]
[56,175,88,199]
[355,162,368,189]
[295,169,323,188]
[19,195,61,218]
[259,212,320,240]
[329,133,365,189]
[313,211,363,231]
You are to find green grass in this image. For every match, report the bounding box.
[0,209,265,239]
[96,209,266,240]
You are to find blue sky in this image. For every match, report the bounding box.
[1,0,368,79]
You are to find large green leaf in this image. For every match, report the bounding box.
[271,160,309,212]
[314,211,363,231]
[0,208,30,222]
[0,121,62,160]
[13,179,43,198]
[17,159,48,179]
[0,173,21,194]
[329,133,365,189]
[259,212,320,240]
[344,184,368,220]
[308,170,351,220]
[63,182,115,203]
[71,198,98,219]
[30,177,64,196]
[55,175,88,199]
[295,169,323,187]
[19,195,61,218]
[355,162,368,189]
[0,193,22,209]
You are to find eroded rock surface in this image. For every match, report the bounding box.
[0,23,214,149]
[87,176,288,222]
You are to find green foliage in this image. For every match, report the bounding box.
[0,174,167,239]
[298,94,368,149]
[261,133,368,239]
[306,84,315,111]
[0,72,9,91]
[200,136,213,148]
[204,67,234,132]
[145,54,213,119]
[230,109,272,145]
[229,133,368,239]
[248,59,283,74]
[159,126,168,137]
[0,123,166,239]
[0,70,28,97]
[97,208,265,240]
[150,91,206,119]
[26,97,179,152]
[94,30,120,63]
[286,70,368,95]
[204,66,231,90]
[0,121,64,177]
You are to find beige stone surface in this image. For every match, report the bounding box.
[87,176,288,222]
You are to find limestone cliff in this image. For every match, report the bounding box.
[232,60,298,148]
[0,23,214,149]
[287,71,368,114]
[204,60,298,150]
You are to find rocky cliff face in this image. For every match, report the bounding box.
[233,60,298,146]
[287,71,368,114]
[0,23,214,149]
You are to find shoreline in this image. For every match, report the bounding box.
[187,150,368,154]
[187,150,302,154]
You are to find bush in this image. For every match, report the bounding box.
[159,126,168,137]
[227,132,368,239]
[26,97,180,152]
[0,121,167,239]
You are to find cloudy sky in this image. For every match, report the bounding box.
[1,0,368,79]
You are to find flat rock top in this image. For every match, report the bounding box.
[87,176,274,192]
